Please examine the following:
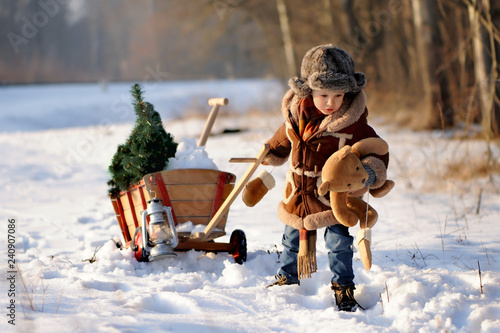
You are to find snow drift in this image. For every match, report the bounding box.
[1,80,499,332]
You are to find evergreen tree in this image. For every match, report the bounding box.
[108,84,178,196]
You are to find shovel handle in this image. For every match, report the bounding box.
[198,97,229,147]
[192,144,270,241]
[208,98,229,106]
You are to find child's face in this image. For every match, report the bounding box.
[311,90,345,115]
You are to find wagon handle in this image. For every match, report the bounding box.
[197,97,229,147]
[191,143,270,241]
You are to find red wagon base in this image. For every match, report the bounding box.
[129,227,247,263]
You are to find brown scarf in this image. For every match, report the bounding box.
[298,96,325,140]
[296,97,324,279]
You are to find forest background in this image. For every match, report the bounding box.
[1,0,500,137]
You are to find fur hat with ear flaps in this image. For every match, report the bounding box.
[289,44,366,98]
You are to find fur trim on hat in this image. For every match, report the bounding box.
[308,72,365,94]
[288,77,311,99]
[288,44,366,97]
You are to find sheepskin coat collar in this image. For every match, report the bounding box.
[281,89,367,135]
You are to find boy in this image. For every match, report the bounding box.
[263,44,389,312]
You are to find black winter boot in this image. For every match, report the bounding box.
[331,282,364,312]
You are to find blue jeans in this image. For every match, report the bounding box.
[278,224,354,285]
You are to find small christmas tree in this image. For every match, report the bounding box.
[108,84,178,196]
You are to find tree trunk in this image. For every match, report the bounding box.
[468,0,500,137]
[411,0,454,129]
[319,0,334,37]
[276,0,297,78]
[402,1,421,94]
[492,0,500,136]
[342,0,368,54]
[482,0,499,136]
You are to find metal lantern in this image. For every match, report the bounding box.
[141,198,179,261]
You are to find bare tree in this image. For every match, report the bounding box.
[411,0,454,129]
[467,0,500,137]
[276,0,297,78]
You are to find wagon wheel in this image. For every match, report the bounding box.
[131,227,149,262]
[230,229,247,264]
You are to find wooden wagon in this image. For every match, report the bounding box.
[109,98,270,263]
[110,168,244,262]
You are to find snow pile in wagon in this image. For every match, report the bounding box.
[165,137,218,171]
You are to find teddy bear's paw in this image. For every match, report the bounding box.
[370,180,395,198]
[333,212,359,228]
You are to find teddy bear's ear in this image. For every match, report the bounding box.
[324,145,351,167]
[318,181,330,196]
[351,138,388,158]
[337,145,352,159]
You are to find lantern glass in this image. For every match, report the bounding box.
[149,222,170,244]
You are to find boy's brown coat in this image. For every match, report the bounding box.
[263,89,389,230]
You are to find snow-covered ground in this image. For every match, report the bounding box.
[1,80,499,332]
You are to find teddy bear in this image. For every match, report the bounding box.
[317,137,395,270]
